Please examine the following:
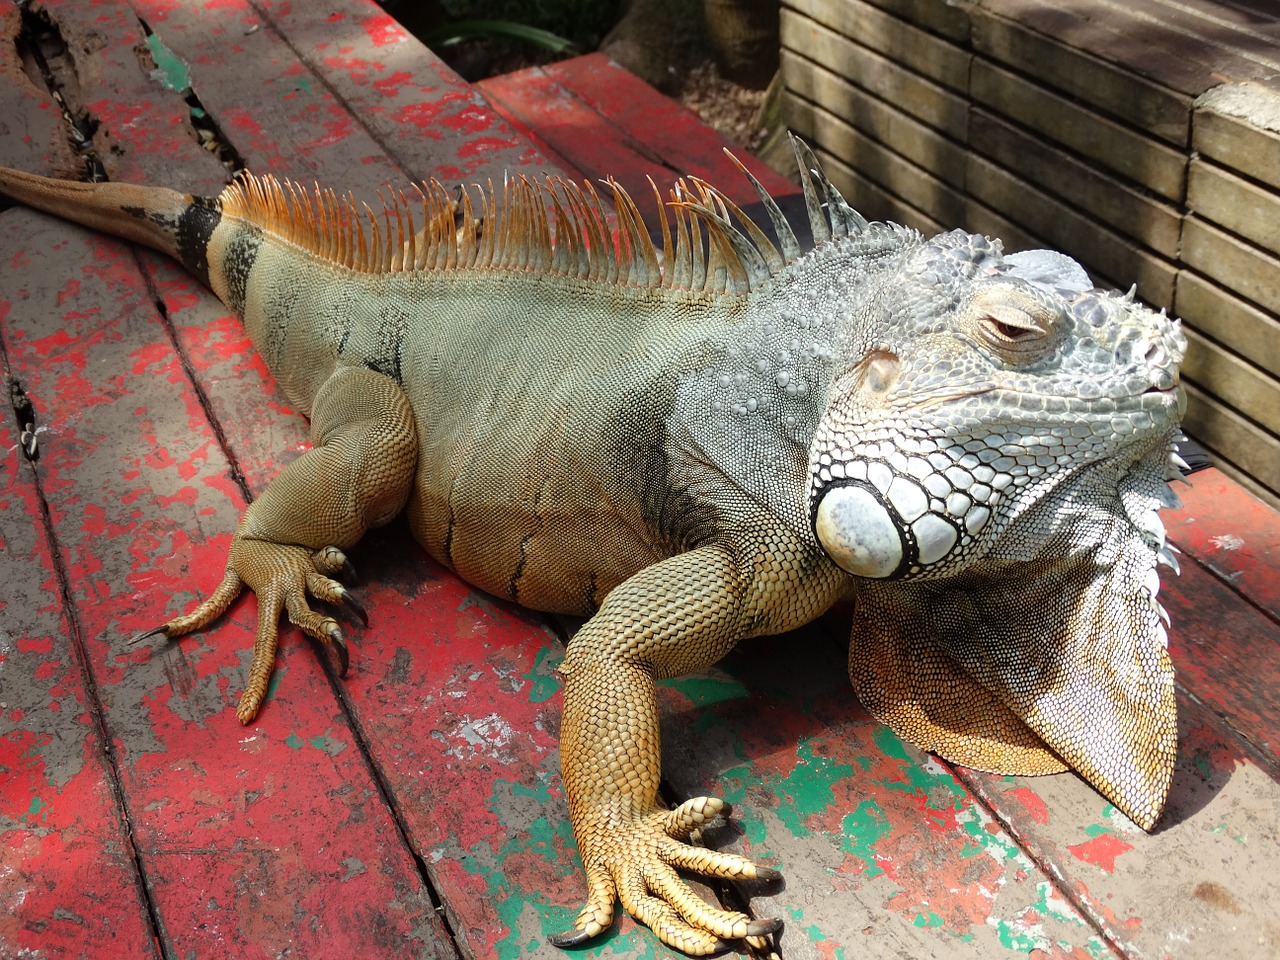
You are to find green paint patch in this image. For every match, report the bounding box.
[912,910,944,928]
[522,646,563,704]
[284,733,304,750]
[308,733,348,756]
[144,33,192,93]
[774,741,855,837]
[798,922,846,959]
[662,673,749,708]
[872,726,964,803]
[840,798,891,877]
[263,668,283,708]
[954,804,1021,862]
[27,796,47,821]
[993,917,1041,952]
[1210,821,1248,845]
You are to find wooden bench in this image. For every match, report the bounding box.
[1,3,1276,959]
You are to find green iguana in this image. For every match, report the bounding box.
[0,142,1187,955]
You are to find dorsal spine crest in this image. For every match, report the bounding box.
[215,142,875,297]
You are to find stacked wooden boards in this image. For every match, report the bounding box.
[780,0,1280,508]
[2,3,1278,959]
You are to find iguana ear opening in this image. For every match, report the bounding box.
[848,529,1177,831]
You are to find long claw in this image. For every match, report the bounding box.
[751,866,782,882]
[336,587,369,626]
[547,928,595,948]
[324,624,350,676]
[128,625,170,646]
[745,917,782,938]
[341,557,358,583]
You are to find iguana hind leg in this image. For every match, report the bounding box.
[135,365,417,722]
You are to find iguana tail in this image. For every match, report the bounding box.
[0,166,220,284]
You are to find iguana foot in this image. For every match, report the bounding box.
[549,796,782,956]
[129,542,365,723]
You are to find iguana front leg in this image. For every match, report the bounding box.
[135,365,417,722]
[551,529,843,954]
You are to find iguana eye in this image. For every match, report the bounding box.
[982,305,1044,342]
[966,288,1062,362]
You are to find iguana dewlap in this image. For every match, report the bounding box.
[0,144,1187,955]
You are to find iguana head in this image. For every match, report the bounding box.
[800,209,1186,831]
[808,229,1186,583]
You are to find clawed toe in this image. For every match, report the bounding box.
[745,917,782,937]
[334,586,369,626]
[127,625,171,647]
[322,622,350,676]
[546,928,595,948]
[311,545,357,583]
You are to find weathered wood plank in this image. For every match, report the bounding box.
[781,50,968,188]
[970,2,1192,144]
[37,0,228,191]
[822,0,971,43]
[1181,214,1280,318]
[965,154,1178,307]
[1187,157,1280,257]
[1161,554,1280,764]
[129,0,401,186]
[781,10,969,140]
[480,53,789,235]
[1175,270,1280,380]
[1181,383,1280,510]
[970,108,1182,258]
[3,7,450,955]
[778,116,946,236]
[1117,0,1280,44]
[783,94,966,227]
[0,4,81,177]
[1194,82,1280,194]
[1181,328,1280,437]
[247,0,541,184]
[1166,467,1280,622]
[542,53,797,199]
[981,0,1280,94]
[785,0,970,93]
[0,396,159,960]
[476,65,676,225]
[969,58,1187,201]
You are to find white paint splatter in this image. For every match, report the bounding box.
[1210,533,1245,551]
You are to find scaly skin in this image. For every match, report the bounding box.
[0,142,1187,953]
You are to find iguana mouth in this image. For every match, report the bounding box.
[896,386,995,413]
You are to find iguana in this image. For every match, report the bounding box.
[0,143,1187,955]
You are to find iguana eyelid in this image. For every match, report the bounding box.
[983,304,1046,339]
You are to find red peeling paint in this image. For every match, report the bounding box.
[1009,786,1050,824]
[1067,832,1133,874]
[360,12,404,47]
